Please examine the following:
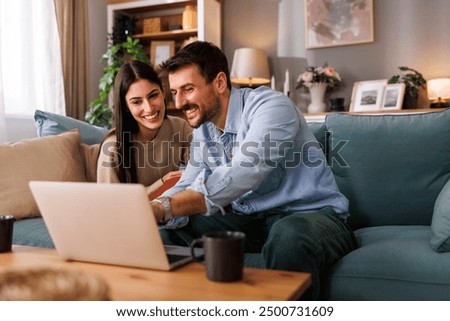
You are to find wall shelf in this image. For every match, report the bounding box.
[133,29,198,42]
[107,0,221,52]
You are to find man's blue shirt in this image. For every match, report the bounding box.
[163,86,349,228]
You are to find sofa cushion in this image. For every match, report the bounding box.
[34,109,108,145]
[81,143,100,182]
[325,109,450,228]
[13,217,54,248]
[431,179,450,252]
[323,225,450,300]
[0,130,87,219]
[307,122,327,150]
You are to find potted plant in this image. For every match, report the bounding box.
[85,36,149,128]
[388,66,426,109]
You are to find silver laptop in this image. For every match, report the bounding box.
[29,181,194,271]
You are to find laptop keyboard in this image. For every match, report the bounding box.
[167,254,189,264]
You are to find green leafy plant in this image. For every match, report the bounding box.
[85,36,149,128]
[388,66,426,99]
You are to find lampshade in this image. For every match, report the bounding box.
[230,48,270,86]
[427,78,450,100]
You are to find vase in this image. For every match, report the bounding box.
[307,83,328,113]
[402,92,418,109]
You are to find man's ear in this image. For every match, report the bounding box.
[214,72,228,94]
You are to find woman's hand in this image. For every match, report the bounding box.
[162,170,183,182]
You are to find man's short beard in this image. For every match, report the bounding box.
[191,95,221,128]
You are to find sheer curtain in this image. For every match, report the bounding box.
[0,0,65,125]
[0,52,6,143]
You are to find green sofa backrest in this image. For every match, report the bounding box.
[307,122,328,150]
[318,109,450,229]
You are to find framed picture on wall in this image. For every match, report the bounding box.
[150,41,175,67]
[304,0,374,49]
[381,83,405,110]
[350,79,388,112]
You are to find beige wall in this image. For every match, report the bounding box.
[223,0,450,110]
[89,0,450,110]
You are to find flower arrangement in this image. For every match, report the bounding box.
[296,63,341,90]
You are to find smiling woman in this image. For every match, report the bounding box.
[96,60,192,197]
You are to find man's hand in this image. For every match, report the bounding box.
[150,189,207,223]
[150,201,164,223]
[170,189,207,216]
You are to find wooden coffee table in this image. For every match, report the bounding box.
[0,246,311,301]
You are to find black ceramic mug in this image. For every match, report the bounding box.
[0,215,15,253]
[190,231,245,282]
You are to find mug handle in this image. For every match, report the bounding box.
[190,238,205,262]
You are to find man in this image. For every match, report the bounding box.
[151,41,357,299]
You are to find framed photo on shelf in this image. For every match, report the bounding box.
[349,79,388,112]
[150,41,175,67]
[304,0,374,49]
[381,83,405,110]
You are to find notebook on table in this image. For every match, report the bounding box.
[29,181,194,271]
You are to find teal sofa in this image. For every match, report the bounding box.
[8,109,450,300]
[316,109,450,300]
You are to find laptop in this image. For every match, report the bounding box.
[29,181,195,271]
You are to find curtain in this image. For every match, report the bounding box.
[54,0,89,120]
[0,49,6,143]
[0,0,65,123]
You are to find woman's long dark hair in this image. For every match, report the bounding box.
[113,60,164,183]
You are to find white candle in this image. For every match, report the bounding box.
[284,69,290,97]
[271,75,276,90]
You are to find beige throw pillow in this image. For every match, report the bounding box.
[0,130,87,219]
[81,143,100,182]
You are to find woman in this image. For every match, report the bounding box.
[97,60,192,196]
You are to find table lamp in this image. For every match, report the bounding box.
[427,78,450,108]
[230,48,270,87]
